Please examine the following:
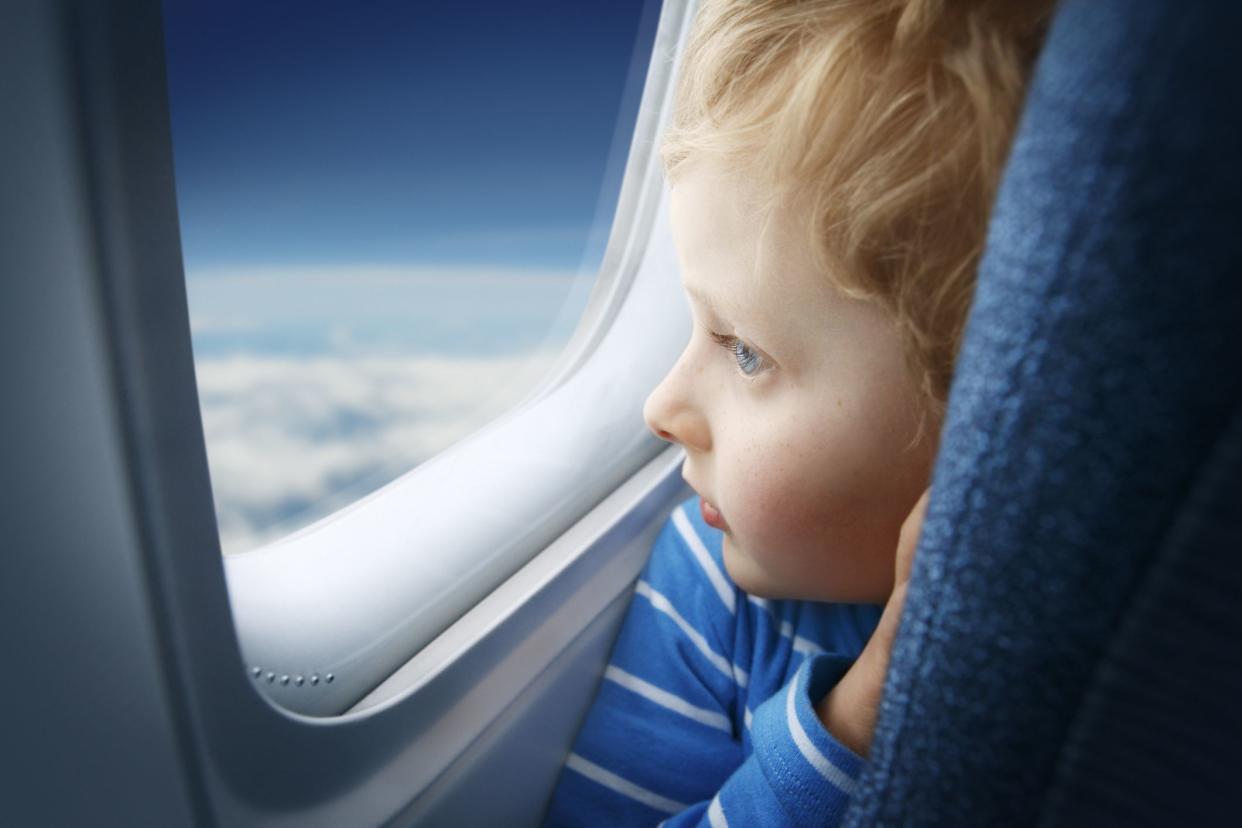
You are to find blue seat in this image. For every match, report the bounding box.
[846,1,1242,824]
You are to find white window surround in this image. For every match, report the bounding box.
[224,0,698,718]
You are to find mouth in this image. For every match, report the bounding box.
[699,496,730,532]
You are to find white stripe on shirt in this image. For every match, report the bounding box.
[708,795,729,828]
[604,666,732,733]
[785,677,856,795]
[791,631,824,656]
[747,595,825,655]
[636,580,747,687]
[673,506,735,613]
[566,753,687,815]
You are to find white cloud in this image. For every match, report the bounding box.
[188,315,260,335]
[184,264,597,359]
[195,350,559,554]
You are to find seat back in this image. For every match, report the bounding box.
[846,1,1242,824]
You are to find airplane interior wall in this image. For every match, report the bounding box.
[2,2,202,824]
[1,1,696,825]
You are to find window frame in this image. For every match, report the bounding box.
[46,0,700,823]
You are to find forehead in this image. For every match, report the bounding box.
[668,160,835,337]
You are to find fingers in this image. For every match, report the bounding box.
[895,488,931,586]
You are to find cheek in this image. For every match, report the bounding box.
[727,408,923,560]
[730,444,839,547]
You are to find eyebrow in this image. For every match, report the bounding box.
[683,282,726,317]
[683,279,789,351]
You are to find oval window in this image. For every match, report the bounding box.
[163,0,661,554]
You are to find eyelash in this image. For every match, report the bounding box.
[711,332,768,377]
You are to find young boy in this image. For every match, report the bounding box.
[546,1,1051,824]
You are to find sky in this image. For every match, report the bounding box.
[163,0,659,271]
[162,0,660,552]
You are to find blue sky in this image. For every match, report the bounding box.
[163,0,659,272]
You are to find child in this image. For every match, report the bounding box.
[546,1,1051,824]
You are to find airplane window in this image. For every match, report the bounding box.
[162,0,661,554]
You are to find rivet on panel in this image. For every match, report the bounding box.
[326,674,335,683]
[295,676,304,687]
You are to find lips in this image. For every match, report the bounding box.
[699,496,729,531]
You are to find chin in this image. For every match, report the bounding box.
[722,535,890,604]
[721,537,791,600]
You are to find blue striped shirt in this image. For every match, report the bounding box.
[545,496,882,827]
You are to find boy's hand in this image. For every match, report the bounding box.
[814,489,930,757]
[892,487,929,588]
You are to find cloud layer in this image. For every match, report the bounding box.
[195,350,558,554]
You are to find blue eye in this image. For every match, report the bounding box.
[732,339,763,375]
[711,333,767,377]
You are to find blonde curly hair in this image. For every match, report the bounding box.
[663,0,1053,416]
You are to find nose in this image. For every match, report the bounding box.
[643,351,711,452]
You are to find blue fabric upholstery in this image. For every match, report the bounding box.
[845,1,1242,824]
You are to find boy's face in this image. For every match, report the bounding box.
[645,160,934,604]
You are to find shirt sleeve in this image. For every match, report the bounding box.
[544,500,867,827]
